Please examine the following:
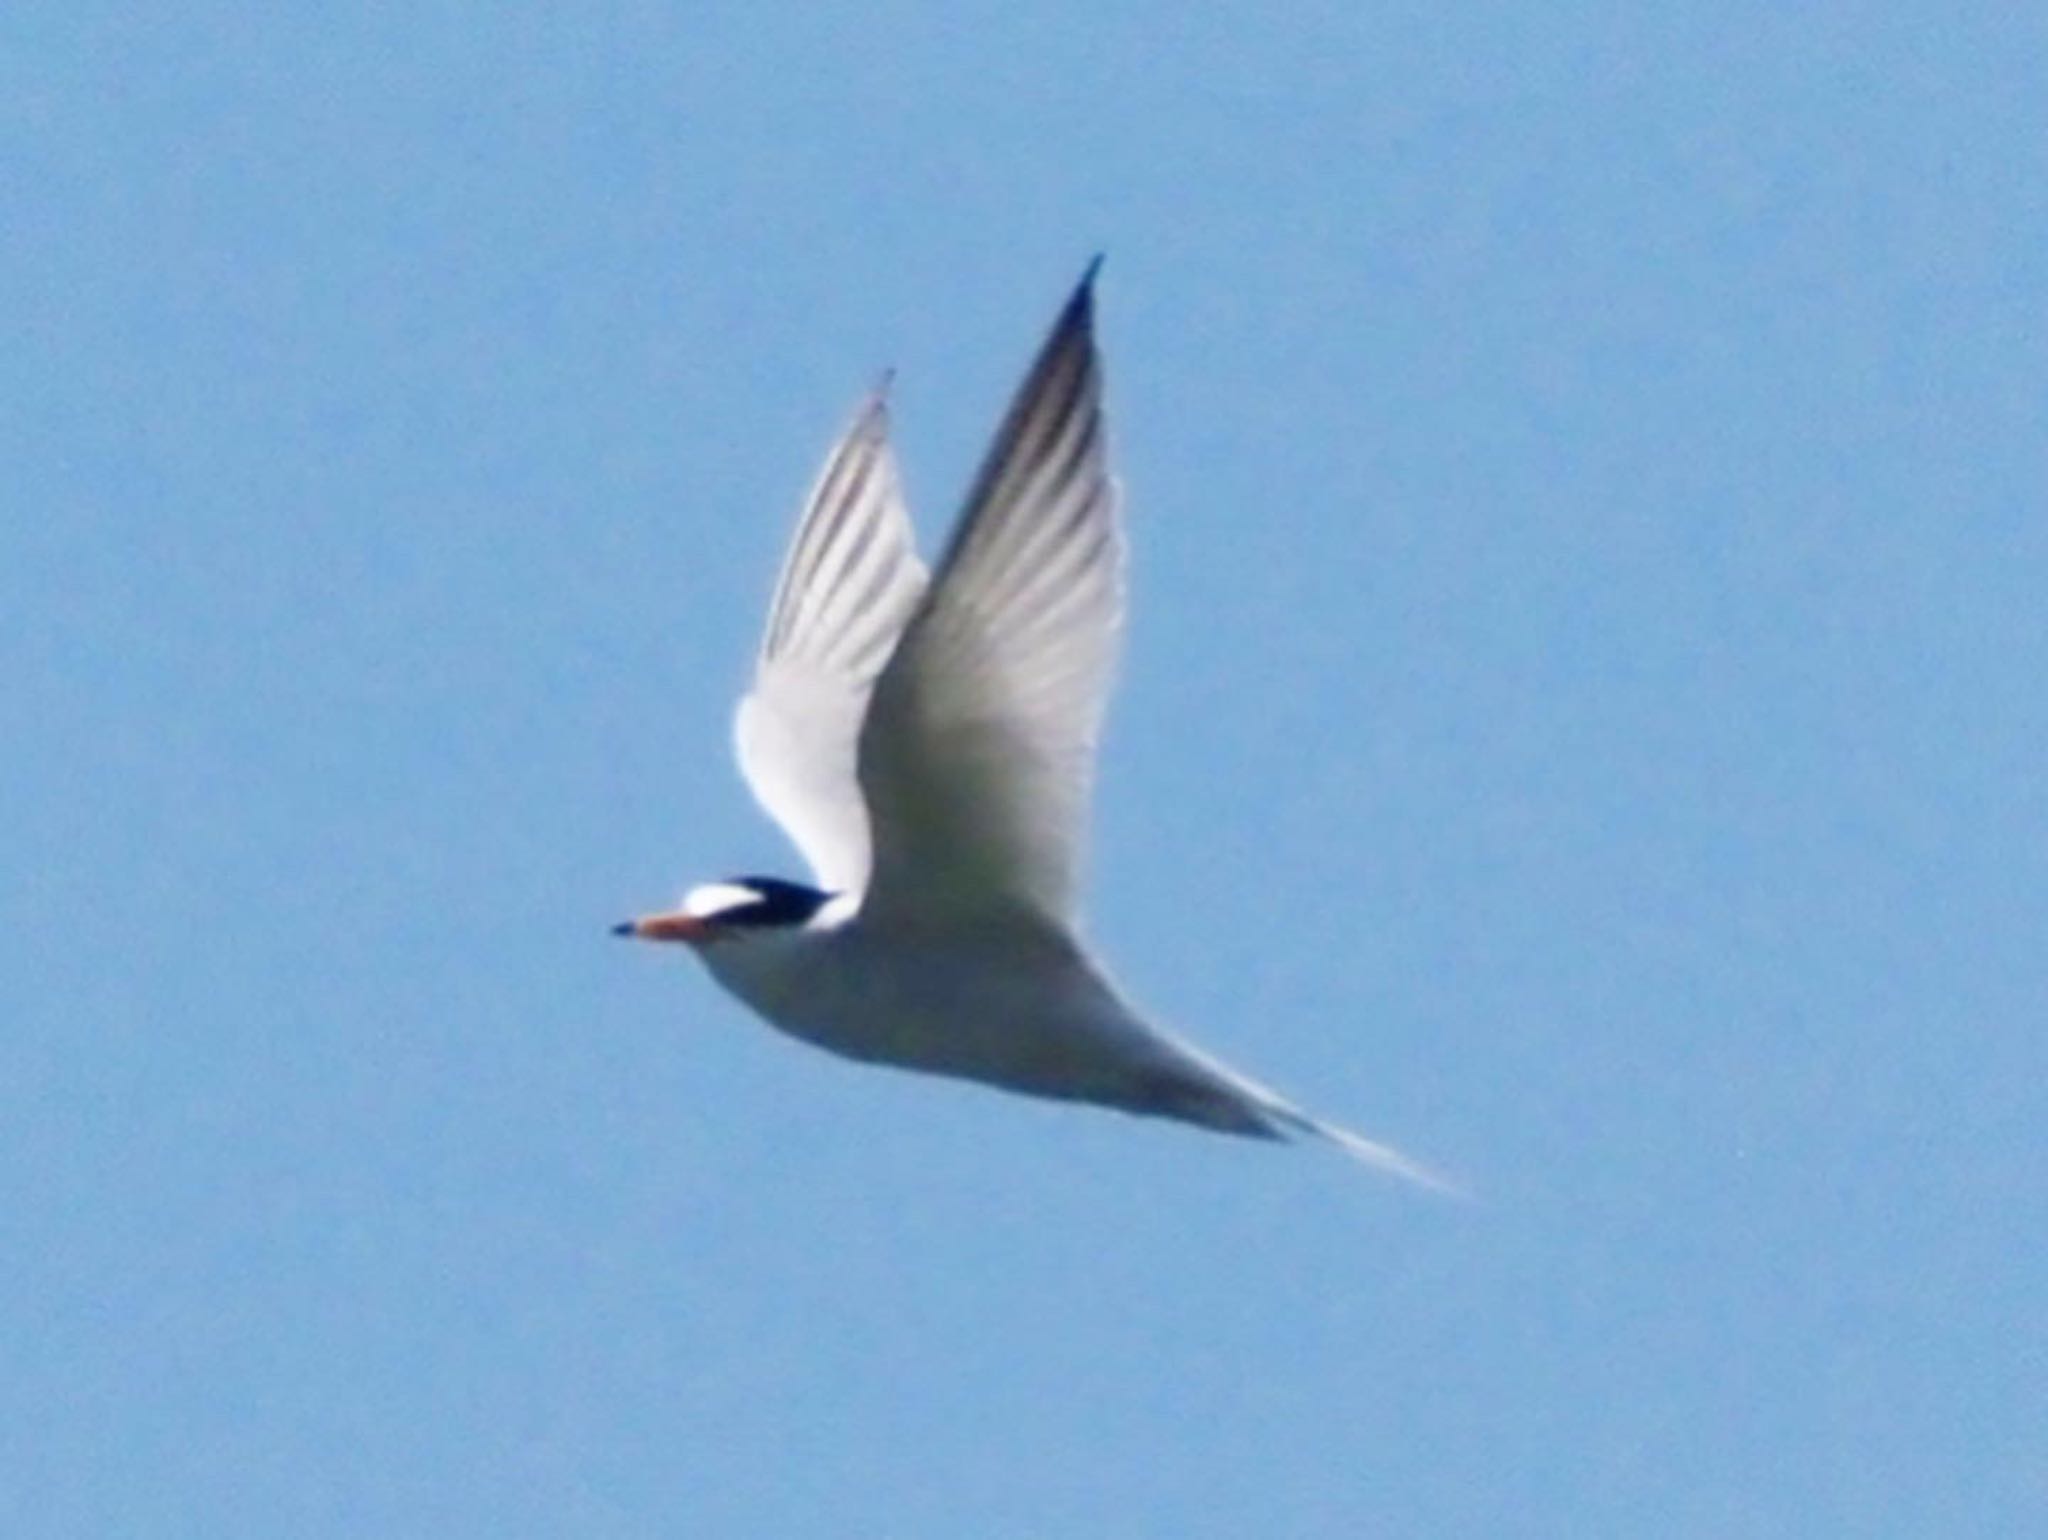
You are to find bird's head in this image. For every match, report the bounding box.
[611,877,835,947]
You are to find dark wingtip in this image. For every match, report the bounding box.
[1054,254,1105,338]
[850,368,895,439]
[609,920,635,938]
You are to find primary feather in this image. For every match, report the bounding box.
[859,266,1124,925]
[734,383,927,894]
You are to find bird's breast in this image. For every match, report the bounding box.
[700,918,1153,1098]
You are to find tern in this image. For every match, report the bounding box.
[617,264,1455,1192]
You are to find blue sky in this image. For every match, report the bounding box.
[6,5,2043,1535]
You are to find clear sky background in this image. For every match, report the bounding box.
[6,6,2043,1536]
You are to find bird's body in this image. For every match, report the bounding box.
[618,263,1455,1193]
[701,898,1276,1138]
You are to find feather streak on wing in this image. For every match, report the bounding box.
[733,387,928,894]
[858,265,1124,925]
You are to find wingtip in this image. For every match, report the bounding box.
[850,368,895,438]
[1070,254,1105,318]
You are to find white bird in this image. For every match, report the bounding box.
[617,264,1456,1193]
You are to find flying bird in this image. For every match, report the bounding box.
[616,263,1455,1193]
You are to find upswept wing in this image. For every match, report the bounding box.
[858,264,1125,925]
[734,385,928,894]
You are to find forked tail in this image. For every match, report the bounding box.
[1260,1103,1470,1199]
[1145,1039,1469,1198]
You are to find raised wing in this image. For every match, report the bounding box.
[734,385,928,894]
[857,262,1124,925]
